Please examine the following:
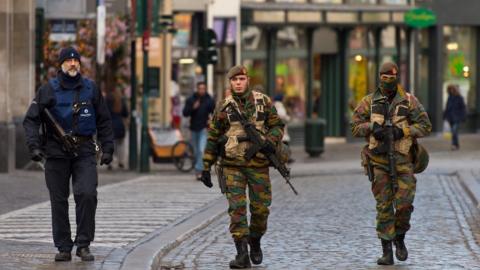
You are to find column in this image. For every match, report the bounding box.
[265,27,277,97]
[428,25,444,133]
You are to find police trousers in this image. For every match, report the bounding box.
[44,155,98,252]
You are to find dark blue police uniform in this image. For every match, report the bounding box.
[23,49,113,261]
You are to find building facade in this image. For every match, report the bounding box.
[0,0,36,172]
[240,0,480,146]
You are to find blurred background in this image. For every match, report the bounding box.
[1,0,479,172]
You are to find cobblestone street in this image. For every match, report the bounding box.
[160,171,480,269]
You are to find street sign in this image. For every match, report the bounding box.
[404,8,437,29]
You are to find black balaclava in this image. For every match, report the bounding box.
[379,62,399,98]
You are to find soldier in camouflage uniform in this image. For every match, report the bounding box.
[351,62,432,265]
[200,65,284,269]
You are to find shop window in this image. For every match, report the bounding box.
[442,26,476,112]
[275,0,307,2]
[277,27,307,49]
[275,58,307,122]
[346,0,377,4]
[381,0,408,4]
[173,13,192,48]
[311,0,343,3]
[242,59,267,90]
[241,26,266,51]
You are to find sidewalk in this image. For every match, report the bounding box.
[0,134,479,270]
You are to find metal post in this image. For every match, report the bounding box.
[129,39,138,170]
[162,30,167,127]
[373,27,382,87]
[266,28,277,97]
[406,27,411,90]
[395,26,402,77]
[428,25,443,133]
[306,28,314,118]
[475,27,480,131]
[139,0,151,172]
[338,28,350,136]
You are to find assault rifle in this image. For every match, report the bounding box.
[225,102,298,195]
[43,108,79,156]
[380,96,398,193]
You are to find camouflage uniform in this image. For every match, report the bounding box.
[203,67,284,241]
[351,84,432,241]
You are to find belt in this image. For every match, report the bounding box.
[72,136,93,144]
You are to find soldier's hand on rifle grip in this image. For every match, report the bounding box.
[372,122,386,141]
[260,140,276,155]
[393,126,405,140]
[200,170,213,188]
[100,152,113,165]
[31,148,45,162]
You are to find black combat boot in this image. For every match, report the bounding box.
[248,236,263,265]
[54,251,72,261]
[377,239,394,265]
[76,247,94,261]
[229,238,251,269]
[393,233,408,261]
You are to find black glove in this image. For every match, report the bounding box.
[200,170,213,188]
[260,140,276,155]
[393,126,404,140]
[372,122,386,141]
[100,152,113,165]
[31,148,45,162]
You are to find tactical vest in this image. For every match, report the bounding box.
[48,78,96,136]
[368,94,413,156]
[224,91,268,159]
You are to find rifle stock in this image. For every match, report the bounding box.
[43,108,79,156]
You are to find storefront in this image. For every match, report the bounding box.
[241,1,412,142]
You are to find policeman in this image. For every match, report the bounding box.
[351,62,432,265]
[23,47,114,262]
[200,65,284,269]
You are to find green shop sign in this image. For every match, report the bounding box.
[404,8,437,28]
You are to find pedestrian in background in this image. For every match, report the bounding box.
[200,65,284,269]
[182,82,215,180]
[106,88,128,169]
[443,84,467,150]
[23,47,114,262]
[351,62,432,265]
[273,93,294,163]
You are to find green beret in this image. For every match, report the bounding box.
[227,65,248,80]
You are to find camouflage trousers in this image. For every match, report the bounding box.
[223,166,272,241]
[372,163,416,240]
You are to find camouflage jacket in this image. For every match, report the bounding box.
[203,89,284,170]
[351,85,432,165]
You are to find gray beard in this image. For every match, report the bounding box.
[62,66,79,77]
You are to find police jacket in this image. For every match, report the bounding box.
[23,71,114,158]
[182,93,215,132]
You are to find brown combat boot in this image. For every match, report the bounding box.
[377,239,394,265]
[393,233,408,261]
[229,238,251,269]
[248,236,263,265]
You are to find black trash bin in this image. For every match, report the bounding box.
[304,118,326,157]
